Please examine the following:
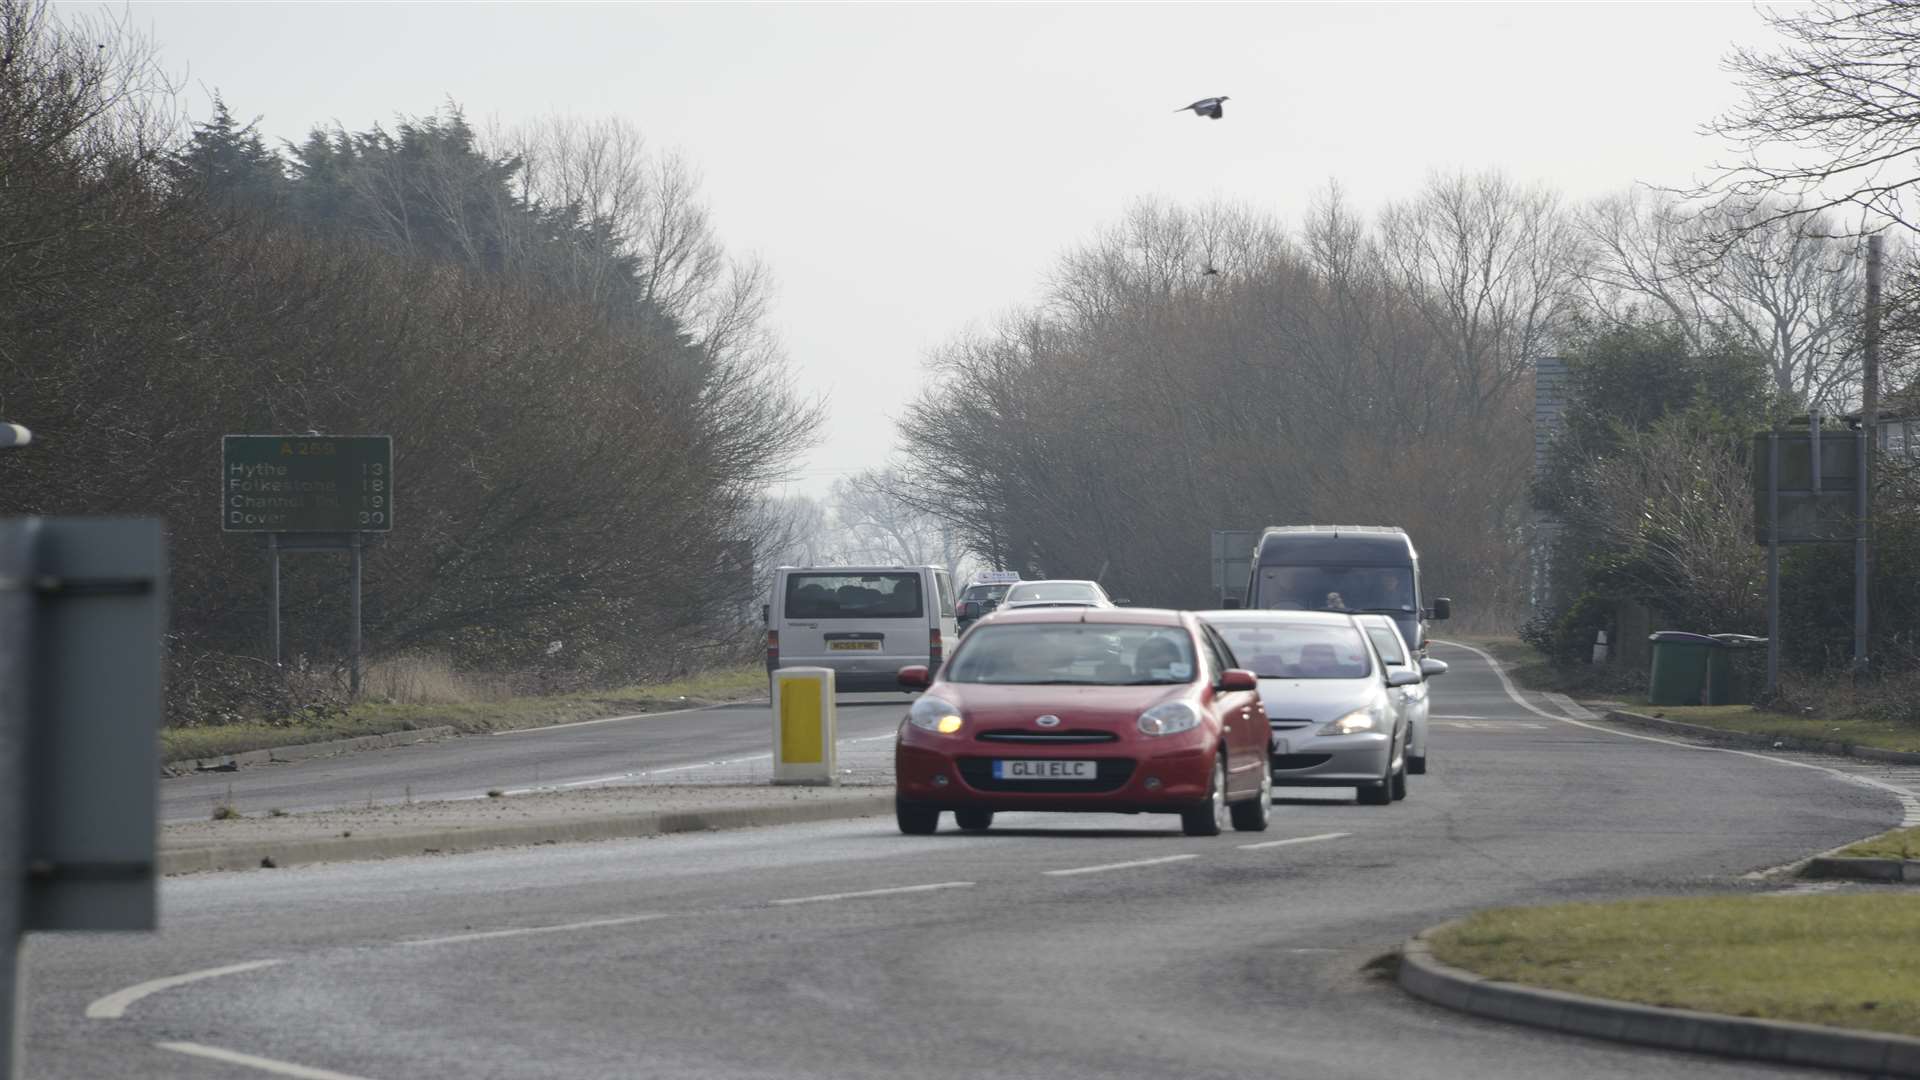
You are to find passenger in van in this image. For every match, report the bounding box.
[1324,591,1348,611]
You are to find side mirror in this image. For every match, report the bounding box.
[958,600,981,620]
[1218,668,1258,692]
[1419,658,1449,678]
[1431,597,1452,621]
[1221,597,1242,610]
[897,665,931,691]
[761,603,770,625]
[1112,597,1131,607]
[1386,668,1422,688]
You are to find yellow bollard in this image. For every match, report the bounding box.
[771,667,837,785]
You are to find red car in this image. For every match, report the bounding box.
[894,607,1272,836]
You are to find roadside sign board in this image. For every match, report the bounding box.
[1751,432,1859,545]
[222,435,392,532]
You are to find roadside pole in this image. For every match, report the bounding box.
[0,522,35,1079]
[1855,234,1882,683]
[1766,432,1780,698]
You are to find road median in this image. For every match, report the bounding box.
[162,784,892,874]
[1400,898,1920,1076]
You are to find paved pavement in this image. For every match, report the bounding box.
[30,643,1908,1080]
[160,692,915,822]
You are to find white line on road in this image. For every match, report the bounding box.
[773,881,974,905]
[1044,853,1199,877]
[86,959,284,1020]
[157,1041,374,1080]
[1434,639,1920,830]
[401,912,673,948]
[491,700,753,736]
[1429,715,1487,720]
[1237,831,1350,851]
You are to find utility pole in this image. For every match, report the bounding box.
[1855,234,1882,683]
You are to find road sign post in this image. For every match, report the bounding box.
[223,435,392,695]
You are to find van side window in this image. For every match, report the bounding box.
[934,570,955,617]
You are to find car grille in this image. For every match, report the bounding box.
[956,756,1135,793]
[1269,719,1314,731]
[976,729,1120,744]
[1270,754,1333,770]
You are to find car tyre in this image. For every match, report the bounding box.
[896,799,940,835]
[954,808,993,832]
[1229,764,1271,832]
[1357,749,1393,805]
[1390,758,1408,801]
[1182,753,1229,837]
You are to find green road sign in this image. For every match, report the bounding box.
[222,435,393,532]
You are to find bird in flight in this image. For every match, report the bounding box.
[1176,96,1229,119]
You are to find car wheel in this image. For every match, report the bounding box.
[1407,754,1427,775]
[1182,753,1228,837]
[1357,749,1393,805]
[1229,763,1272,832]
[896,799,940,835]
[954,808,993,832]
[1390,758,1408,801]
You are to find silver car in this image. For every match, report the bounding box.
[1000,579,1115,610]
[1354,614,1448,776]
[1202,610,1416,805]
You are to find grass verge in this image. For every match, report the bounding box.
[1430,895,1920,1039]
[1623,704,1920,755]
[1837,825,1920,861]
[162,665,767,762]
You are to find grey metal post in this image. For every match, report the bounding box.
[1810,410,1821,496]
[0,521,37,1079]
[1855,234,1882,682]
[268,532,281,670]
[1854,427,1869,679]
[1766,433,1780,697]
[349,532,363,699]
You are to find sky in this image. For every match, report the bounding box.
[115,1,1779,496]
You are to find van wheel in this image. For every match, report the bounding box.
[954,808,993,832]
[896,800,939,835]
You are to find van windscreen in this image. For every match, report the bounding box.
[1255,567,1414,615]
[785,573,924,619]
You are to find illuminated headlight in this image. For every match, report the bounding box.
[1321,707,1381,735]
[909,696,964,735]
[1138,701,1201,737]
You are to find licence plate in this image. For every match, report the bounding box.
[829,641,880,651]
[993,759,1097,780]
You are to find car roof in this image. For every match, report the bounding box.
[1196,609,1358,627]
[1008,579,1100,588]
[976,606,1184,627]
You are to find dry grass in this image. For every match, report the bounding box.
[1837,825,1920,860]
[363,653,513,705]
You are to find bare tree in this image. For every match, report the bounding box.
[1701,0,1920,233]
[1581,190,1867,409]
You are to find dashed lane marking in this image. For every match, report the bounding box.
[773,881,974,905]
[86,959,284,1020]
[1045,853,1200,877]
[400,912,673,948]
[157,1041,375,1080]
[1237,831,1350,851]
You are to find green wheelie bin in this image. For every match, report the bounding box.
[1647,631,1728,706]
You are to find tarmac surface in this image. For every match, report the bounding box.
[30,643,1910,1080]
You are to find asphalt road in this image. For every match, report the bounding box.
[161,693,918,822]
[34,644,1907,1080]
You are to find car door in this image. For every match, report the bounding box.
[1362,620,1424,762]
[1201,624,1265,797]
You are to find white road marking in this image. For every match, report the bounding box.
[773,881,974,905]
[1434,639,1920,839]
[1434,720,1545,731]
[492,700,752,736]
[157,1041,373,1080]
[1045,853,1200,877]
[86,959,284,1020]
[401,912,673,947]
[1430,714,1487,720]
[1237,831,1350,851]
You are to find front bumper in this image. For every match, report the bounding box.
[1267,731,1390,786]
[895,735,1217,813]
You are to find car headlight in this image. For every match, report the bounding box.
[1138,700,1201,736]
[909,695,964,735]
[1321,706,1381,735]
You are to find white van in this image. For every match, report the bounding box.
[766,565,958,692]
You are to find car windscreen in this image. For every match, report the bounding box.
[1362,624,1406,665]
[945,623,1195,685]
[784,573,924,619]
[1210,623,1372,679]
[1005,582,1099,605]
[1254,566,1414,616]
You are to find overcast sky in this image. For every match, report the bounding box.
[119,1,1776,495]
